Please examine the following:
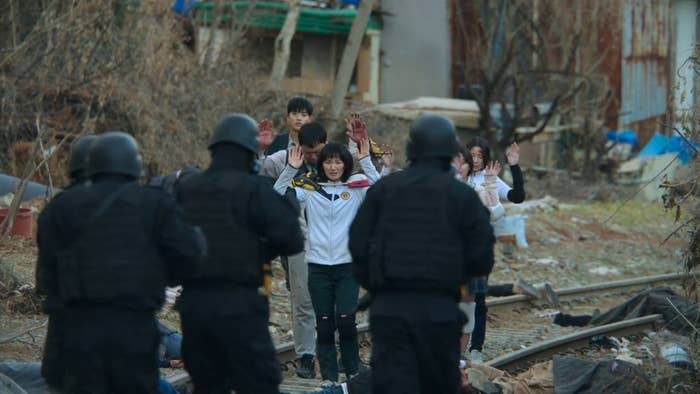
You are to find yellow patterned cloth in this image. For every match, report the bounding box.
[291,171,320,191]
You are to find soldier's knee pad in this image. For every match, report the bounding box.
[336,313,357,340]
[316,315,336,345]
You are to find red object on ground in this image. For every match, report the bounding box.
[0,208,33,237]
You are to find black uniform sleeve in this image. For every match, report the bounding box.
[265,133,289,156]
[455,184,495,277]
[155,195,205,284]
[250,179,304,258]
[506,164,525,203]
[349,182,383,289]
[35,208,57,297]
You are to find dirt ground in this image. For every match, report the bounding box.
[0,179,692,368]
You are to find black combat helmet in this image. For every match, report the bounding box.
[86,131,142,178]
[209,114,259,154]
[68,134,98,180]
[406,113,460,160]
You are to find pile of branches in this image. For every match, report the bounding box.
[0,0,286,180]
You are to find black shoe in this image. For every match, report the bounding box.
[296,354,316,379]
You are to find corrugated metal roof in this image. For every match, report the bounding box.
[621,0,671,125]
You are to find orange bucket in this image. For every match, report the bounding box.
[0,208,33,237]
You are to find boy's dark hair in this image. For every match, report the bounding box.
[466,137,492,167]
[317,143,354,182]
[287,97,314,116]
[299,122,328,147]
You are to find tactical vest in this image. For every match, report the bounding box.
[376,173,465,291]
[178,170,263,286]
[56,192,166,308]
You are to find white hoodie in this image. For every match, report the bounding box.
[274,156,380,266]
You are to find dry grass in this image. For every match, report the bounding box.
[0,0,294,180]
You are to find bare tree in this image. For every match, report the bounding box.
[453,0,615,160]
[269,0,301,89]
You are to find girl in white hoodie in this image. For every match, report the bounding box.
[274,139,379,383]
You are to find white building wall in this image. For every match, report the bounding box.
[379,0,451,103]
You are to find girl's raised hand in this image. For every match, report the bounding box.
[485,161,501,177]
[506,142,520,166]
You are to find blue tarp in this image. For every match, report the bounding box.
[606,130,638,146]
[638,132,697,164]
[171,0,197,16]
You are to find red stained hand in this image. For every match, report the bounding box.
[258,119,276,150]
[345,112,368,143]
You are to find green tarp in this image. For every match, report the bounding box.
[194,1,382,34]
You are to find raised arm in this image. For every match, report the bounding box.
[357,138,381,184]
[272,146,310,203]
[505,142,525,203]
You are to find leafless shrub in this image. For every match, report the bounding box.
[0,0,282,180]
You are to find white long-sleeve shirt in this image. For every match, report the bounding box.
[467,170,512,200]
[274,156,380,266]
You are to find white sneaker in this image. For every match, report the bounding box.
[470,349,484,364]
[320,380,339,388]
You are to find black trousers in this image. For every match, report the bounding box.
[370,314,462,394]
[469,292,487,352]
[61,306,159,394]
[180,311,281,394]
[41,312,64,388]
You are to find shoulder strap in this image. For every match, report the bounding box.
[84,182,134,227]
[59,182,135,251]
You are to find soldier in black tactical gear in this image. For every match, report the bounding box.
[176,114,304,394]
[349,114,495,394]
[36,131,205,394]
[66,135,98,184]
[39,134,97,389]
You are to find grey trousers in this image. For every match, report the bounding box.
[286,251,316,357]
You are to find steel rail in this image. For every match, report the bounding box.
[487,272,688,311]
[167,272,687,386]
[485,314,663,369]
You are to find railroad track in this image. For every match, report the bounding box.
[486,314,663,370]
[487,272,688,313]
[166,272,688,388]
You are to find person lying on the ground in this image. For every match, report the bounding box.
[0,362,181,394]
[552,287,698,334]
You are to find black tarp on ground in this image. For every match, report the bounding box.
[588,287,698,334]
[553,356,651,394]
[553,287,699,334]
